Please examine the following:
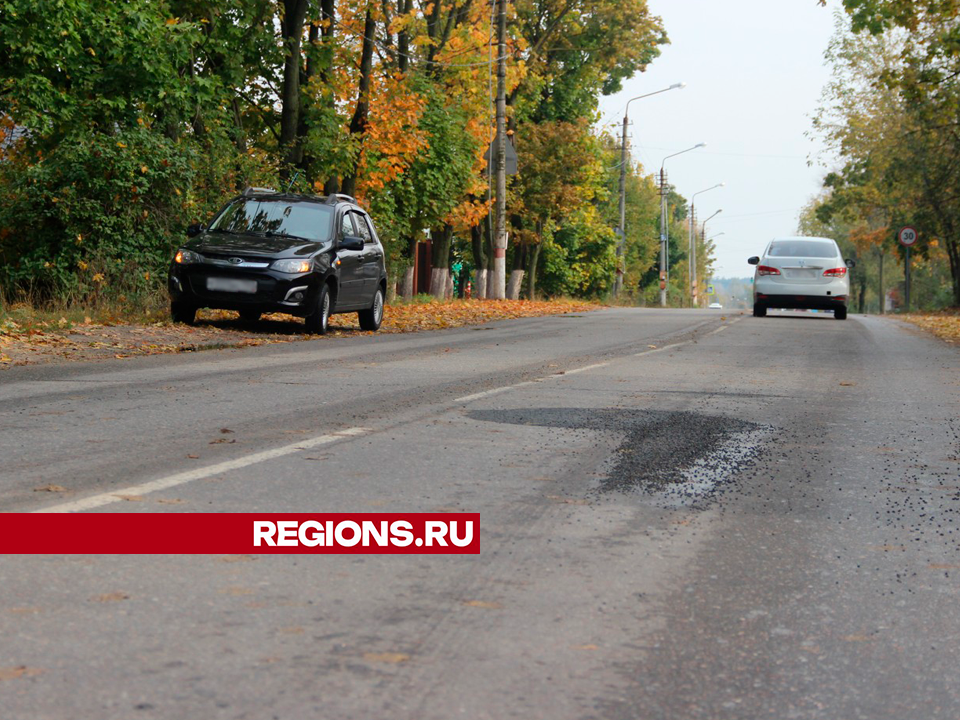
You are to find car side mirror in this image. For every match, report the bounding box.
[747,256,760,265]
[186,223,205,238]
[340,235,364,251]
[845,258,856,268]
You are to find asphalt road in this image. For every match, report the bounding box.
[1,308,959,719]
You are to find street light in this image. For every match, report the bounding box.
[689,183,724,308]
[659,142,706,307]
[613,82,686,299]
[698,211,723,307]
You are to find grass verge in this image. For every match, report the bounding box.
[898,310,960,345]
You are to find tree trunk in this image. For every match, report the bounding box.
[445,272,454,300]
[429,268,449,299]
[507,270,524,299]
[397,0,412,73]
[401,266,415,299]
[527,242,541,299]
[340,7,376,198]
[475,269,488,299]
[279,0,310,175]
[319,0,338,193]
[878,249,885,314]
[429,224,453,299]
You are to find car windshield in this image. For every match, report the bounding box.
[767,240,837,258]
[209,199,334,242]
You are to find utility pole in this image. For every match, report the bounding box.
[659,169,668,307]
[658,142,705,308]
[610,84,685,300]
[492,0,507,300]
[688,204,695,308]
[615,114,628,298]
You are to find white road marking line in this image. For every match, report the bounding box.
[559,362,610,376]
[454,318,742,404]
[455,381,537,403]
[34,427,370,514]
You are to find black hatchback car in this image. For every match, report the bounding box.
[168,189,387,334]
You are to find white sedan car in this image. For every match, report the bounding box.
[748,236,854,320]
[708,302,723,309]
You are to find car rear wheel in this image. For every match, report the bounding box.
[239,309,261,323]
[304,285,331,335]
[835,306,848,320]
[358,288,384,331]
[753,302,766,318]
[171,301,197,325]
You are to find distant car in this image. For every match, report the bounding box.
[748,236,854,320]
[168,189,387,334]
[708,302,723,309]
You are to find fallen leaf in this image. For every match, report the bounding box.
[839,381,856,387]
[209,438,236,444]
[113,494,143,502]
[156,498,185,505]
[220,428,234,434]
[8,607,41,615]
[648,344,658,349]
[363,652,410,664]
[95,592,130,602]
[462,600,502,609]
[220,586,253,596]
[33,484,68,493]
[842,633,870,642]
[186,454,200,459]
[0,666,43,681]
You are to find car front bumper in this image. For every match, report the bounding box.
[168,264,319,316]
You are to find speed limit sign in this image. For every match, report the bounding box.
[898,226,918,247]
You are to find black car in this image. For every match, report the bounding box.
[168,189,387,334]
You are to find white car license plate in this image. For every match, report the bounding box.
[207,277,258,293]
[784,269,817,279]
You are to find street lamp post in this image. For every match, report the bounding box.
[689,183,724,308]
[614,82,685,299]
[660,142,706,307]
[699,211,723,300]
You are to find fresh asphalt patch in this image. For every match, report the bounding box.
[468,407,770,502]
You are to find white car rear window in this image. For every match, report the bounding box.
[768,240,837,258]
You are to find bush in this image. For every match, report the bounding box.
[0,127,273,308]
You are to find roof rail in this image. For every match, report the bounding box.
[242,186,278,196]
[324,193,357,205]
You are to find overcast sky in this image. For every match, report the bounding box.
[597,0,841,279]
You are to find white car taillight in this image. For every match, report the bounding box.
[823,267,847,277]
[757,265,781,276]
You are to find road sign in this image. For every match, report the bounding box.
[898,226,918,247]
[706,284,715,295]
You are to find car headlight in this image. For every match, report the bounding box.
[174,248,202,265]
[272,259,312,274]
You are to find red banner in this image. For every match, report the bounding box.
[0,514,480,554]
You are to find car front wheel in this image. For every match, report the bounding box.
[304,285,331,335]
[171,301,197,325]
[358,287,384,331]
